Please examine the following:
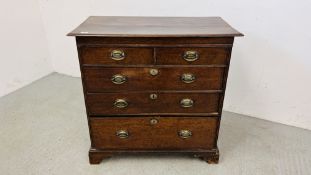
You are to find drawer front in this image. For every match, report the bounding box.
[90,117,217,149]
[156,47,230,65]
[83,67,224,92]
[80,47,154,65]
[87,92,220,115]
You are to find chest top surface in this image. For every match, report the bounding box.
[68,16,243,37]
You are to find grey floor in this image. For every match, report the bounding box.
[0,73,310,175]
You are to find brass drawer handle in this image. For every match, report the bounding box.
[178,130,192,139]
[111,74,127,84]
[114,99,128,108]
[180,98,194,108]
[116,130,129,139]
[111,49,125,60]
[183,51,198,62]
[181,73,195,83]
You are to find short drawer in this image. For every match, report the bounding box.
[156,47,230,65]
[86,92,220,115]
[79,47,154,65]
[83,67,225,92]
[90,117,218,149]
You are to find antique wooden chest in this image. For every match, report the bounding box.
[68,16,243,164]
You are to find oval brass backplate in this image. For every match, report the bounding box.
[111,74,127,84]
[181,73,195,83]
[116,130,129,139]
[183,50,199,62]
[178,130,192,139]
[180,98,194,108]
[111,49,125,61]
[114,99,128,108]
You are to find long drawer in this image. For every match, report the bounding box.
[83,67,225,92]
[89,117,218,149]
[86,92,220,115]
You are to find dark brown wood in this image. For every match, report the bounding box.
[89,148,113,164]
[83,67,225,92]
[80,47,153,65]
[86,92,220,115]
[88,148,219,164]
[89,117,218,149]
[68,16,243,37]
[214,46,233,148]
[69,16,242,165]
[156,47,230,65]
[80,46,231,66]
[195,148,220,163]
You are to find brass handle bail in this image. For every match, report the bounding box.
[180,98,194,108]
[116,130,129,138]
[181,73,195,83]
[178,130,192,139]
[183,51,199,62]
[111,49,125,60]
[111,74,127,84]
[114,99,128,108]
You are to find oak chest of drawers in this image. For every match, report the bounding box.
[68,16,243,164]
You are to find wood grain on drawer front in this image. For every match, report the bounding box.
[156,47,230,65]
[86,92,220,115]
[90,117,218,149]
[83,67,225,92]
[79,47,154,65]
